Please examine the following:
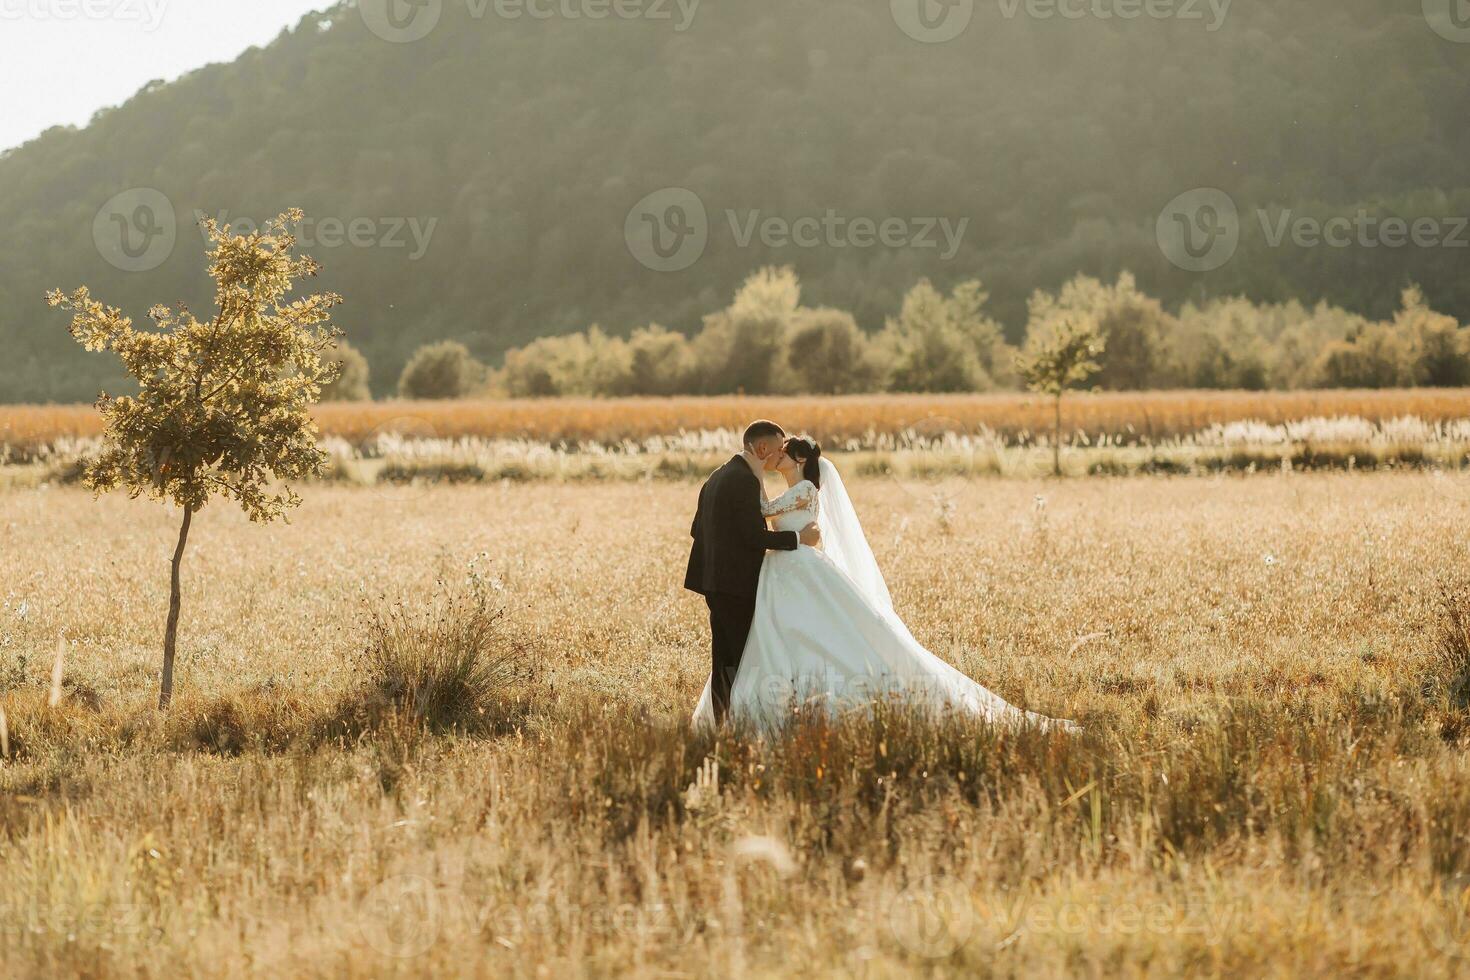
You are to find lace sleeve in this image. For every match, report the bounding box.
[762,482,818,518]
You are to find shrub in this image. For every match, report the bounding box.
[784,308,878,394]
[1314,331,1410,388]
[377,460,486,485]
[336,568,526,736]
[624,324,696,396]
[497,325,632,397]
[320,339,371,401]
[398,340,485,399]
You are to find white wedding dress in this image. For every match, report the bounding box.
[693,458,1076,732]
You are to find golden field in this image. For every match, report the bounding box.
[3,470,1470,977]
[10,389,1470,452]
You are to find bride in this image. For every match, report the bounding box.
[693,436,1077,732]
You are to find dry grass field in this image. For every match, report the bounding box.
[3,470,1470,977]
[11,389,1470,454]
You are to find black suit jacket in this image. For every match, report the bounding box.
[684,455,799,598]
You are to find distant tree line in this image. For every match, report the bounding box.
[1,0,1466,402]
[346,268,1470,399]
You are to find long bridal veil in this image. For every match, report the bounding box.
[816,457,893,614]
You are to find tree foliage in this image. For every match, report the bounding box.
[47,211,337,518]
[1017,315,1105,400]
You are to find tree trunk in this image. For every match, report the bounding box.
[159,506,193,709]
[1052,393,1063,478]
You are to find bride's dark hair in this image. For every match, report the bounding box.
[783,436,822,489]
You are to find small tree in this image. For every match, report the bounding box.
[47,210,340,708]
[1027,273,1171,389]
[1016,314,1104,477]
[398,340,484,399]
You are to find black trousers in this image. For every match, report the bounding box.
[706,592,757,723]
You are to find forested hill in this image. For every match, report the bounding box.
[2,0,1466,401]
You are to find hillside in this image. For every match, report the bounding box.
[2,0,1466,401]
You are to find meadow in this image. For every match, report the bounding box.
[2,469,1470,977]
[10,389,1470,456]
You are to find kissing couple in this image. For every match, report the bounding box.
[685,420,1076,732]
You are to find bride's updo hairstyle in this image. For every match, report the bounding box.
[783,436,822,489]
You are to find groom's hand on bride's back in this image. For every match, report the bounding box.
[799,522,821,548]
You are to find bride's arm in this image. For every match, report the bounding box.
[761,484,822,546]
[761,483,818,518]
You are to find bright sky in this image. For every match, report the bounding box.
[0,0,332,153]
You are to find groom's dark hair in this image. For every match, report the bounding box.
[742,419,785,447]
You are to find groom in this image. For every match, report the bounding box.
[685,420,820,723]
